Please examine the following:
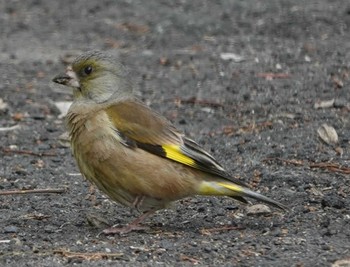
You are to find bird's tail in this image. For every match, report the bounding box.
[198,180,288,211]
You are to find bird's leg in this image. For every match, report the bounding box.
[102,209,156,235]
[102,195,155,235]
[132,195,145,212]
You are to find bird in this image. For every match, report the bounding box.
[52,50,287,234]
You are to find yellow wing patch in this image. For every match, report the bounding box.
[162,144,195,166]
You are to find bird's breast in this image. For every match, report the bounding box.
[67,109,123,165]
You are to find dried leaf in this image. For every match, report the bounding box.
[21,212,51,220]
[277,112,297,119]
[159,57,170,66]
[34,159,45,168]
[0,98,8,111]
[180,254,201,265]
[314,99,334,109]
[317,124,338,145]
[220,53,245,62]
[309,187,324,197]
[86,213,110,228]
[54,101,72,119]
[332,258,350,267]
[331,75,344,88]
[0,125,21,132]
[36,71,45,78]
[335,146,343,156]
[256,73,291,80]
[115,22,149,34]
[12,112,25,121]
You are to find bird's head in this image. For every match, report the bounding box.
[53,51,132,103]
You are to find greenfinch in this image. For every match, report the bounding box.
[53,50,287,234]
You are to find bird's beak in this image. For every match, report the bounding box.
[52,66,80,88]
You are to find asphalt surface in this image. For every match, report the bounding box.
[0,1,349,266]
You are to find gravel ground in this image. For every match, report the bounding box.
[0,0,350,266]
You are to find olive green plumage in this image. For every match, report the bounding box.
[53,50,286,233]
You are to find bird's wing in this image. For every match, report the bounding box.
[105,99,247,186]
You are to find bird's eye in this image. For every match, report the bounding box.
[84,65,93,75]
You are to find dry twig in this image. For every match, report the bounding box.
[0,188,66,196]
[200,225,243,235]
[2,148,56,157]
[256,73,291,79]
[170,97,224,108]
[263,157,350,174]
[54,249,123,261]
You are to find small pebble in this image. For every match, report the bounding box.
[246,204,272,215]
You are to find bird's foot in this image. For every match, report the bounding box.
[101,209,155,235]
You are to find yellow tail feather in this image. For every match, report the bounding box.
[198,181,287,210]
